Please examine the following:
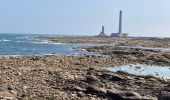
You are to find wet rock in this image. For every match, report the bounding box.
[158,91,170,100]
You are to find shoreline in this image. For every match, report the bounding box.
[1,36,170,99]
[35,36,170,48]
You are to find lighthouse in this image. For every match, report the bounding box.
[118,10,122,36]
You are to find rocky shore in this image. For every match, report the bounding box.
[0,55,169,100]
[35,36,170,48]
[1,36,170,100]
[81,45,170,66]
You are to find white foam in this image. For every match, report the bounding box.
[15,36,29,39]
[31,41,63,45]
[15,41,24,43]
[0,39,11,42]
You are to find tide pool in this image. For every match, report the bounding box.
[106,64,170,79]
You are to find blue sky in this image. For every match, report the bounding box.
[0,0,170,37]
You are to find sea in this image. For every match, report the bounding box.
[0,33,106,56]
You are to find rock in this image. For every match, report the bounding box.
[100,71,123,81]
[30,56,39,61]
[112,51,130,55]
[73,86,86,92]
[86,75,99,83]
[106,89,123,100]
[77,91,85,97]
[0,91,17,100]
[10,90,17,96]
[106,89,150,100]
[158,91,170,100]
[110,74,123,81]
[85,86,107,96]
[120,91,143,99]
[100,72,114,79]
[0,84,7,91]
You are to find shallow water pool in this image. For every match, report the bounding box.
[106,64,170,79]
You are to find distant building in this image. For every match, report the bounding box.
[111,10,128,37]
[98,26,107,37]
[111,33,128,37]
[111,33,121,37]
[97,10,128,38]
[122,33,128,37]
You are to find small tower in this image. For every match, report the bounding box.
[98,26,107,37]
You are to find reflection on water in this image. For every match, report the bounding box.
[106,64,170,79]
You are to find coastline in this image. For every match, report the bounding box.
[0,55,169,99]
[1,36,170,99]
[35,36,170,48]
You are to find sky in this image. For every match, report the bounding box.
[0,0,170,37]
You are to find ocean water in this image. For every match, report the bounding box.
[0,33,105,56]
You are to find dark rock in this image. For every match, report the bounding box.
[112,51,130,55]
[74,62,81,65]
[100,71,123,81]
[120,91,143,100]
[30,56,39,61]
[106,89,150,100]
[144,49,159,52]
[86,75,99,83]
[110,74,123,81]
[100,72,114,79]
[106,89,122,100]
[158,91,170,100]
[85,86,106,97]
[77,91,85,97]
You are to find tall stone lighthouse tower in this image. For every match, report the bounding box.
[118,10,122,36]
